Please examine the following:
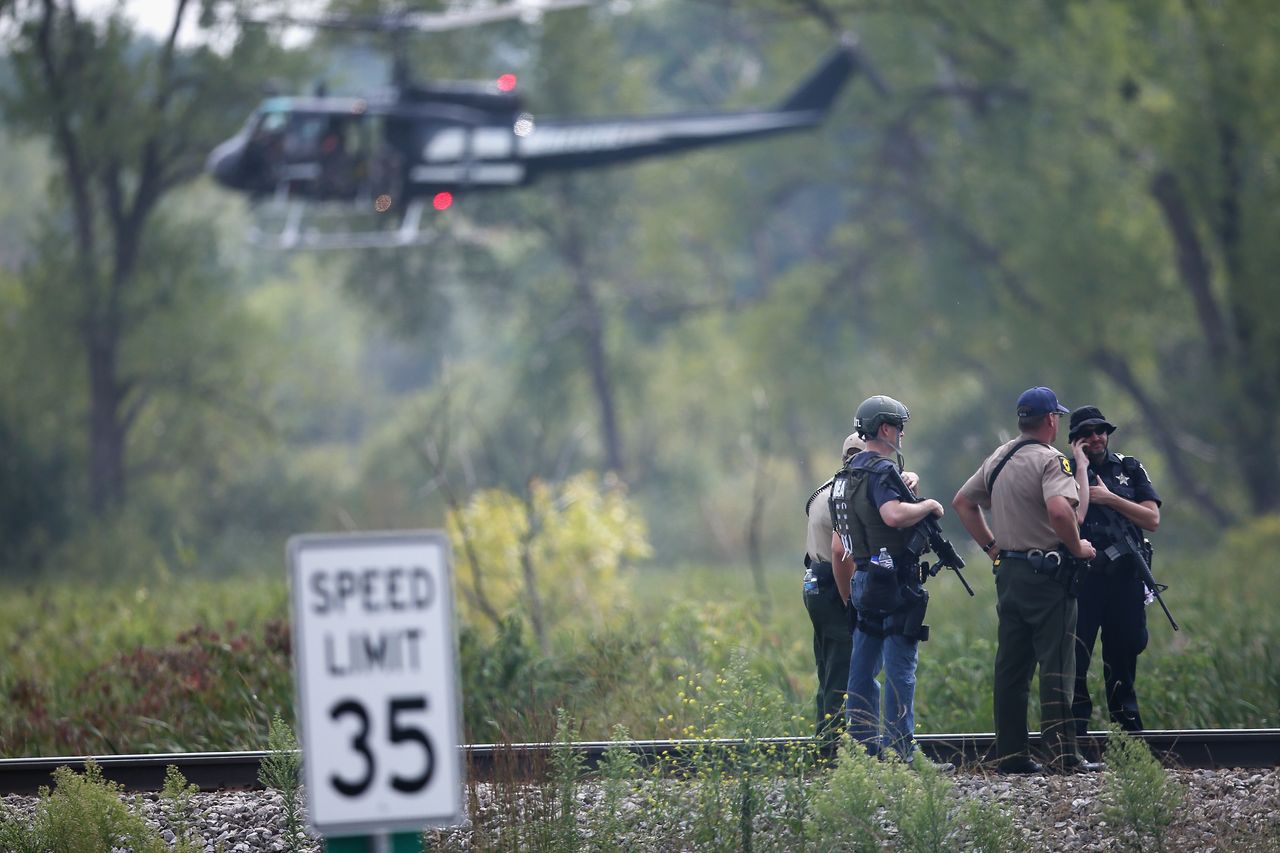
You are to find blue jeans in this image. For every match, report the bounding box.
[846,574,919,758]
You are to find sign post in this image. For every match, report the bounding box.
[288,531,463,850]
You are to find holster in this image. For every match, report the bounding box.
[808,559,836,589]
[898,587,930,643]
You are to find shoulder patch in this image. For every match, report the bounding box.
[1060,456,1073,476]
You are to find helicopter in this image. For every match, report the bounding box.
[206,4,865,249]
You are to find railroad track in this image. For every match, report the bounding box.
[2,729,1276,795]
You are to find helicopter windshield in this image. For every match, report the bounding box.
[243,106,403,200]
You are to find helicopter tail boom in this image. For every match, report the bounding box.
[777,36,860,114]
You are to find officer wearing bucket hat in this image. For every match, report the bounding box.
[803,433,865,743]
[1068,405,1162,737]
[952,386,1098,773]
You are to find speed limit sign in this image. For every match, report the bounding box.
[288,531,463,837]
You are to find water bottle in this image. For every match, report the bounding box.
[803,565,819,595]
[873,547,894,572]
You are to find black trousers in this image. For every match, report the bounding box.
[1072,561,1148,735]
[804,578,853,741]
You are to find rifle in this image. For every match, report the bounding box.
[1085,470,1178,629]
[883,466,975,597]
[1098,523,1179,631]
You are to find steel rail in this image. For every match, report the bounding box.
[1,729,1276,795]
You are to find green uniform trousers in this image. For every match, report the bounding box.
[993,558,1081,765]
[804,582,852,742]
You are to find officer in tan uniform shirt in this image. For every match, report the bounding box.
[803,433,864,742]
[952,386,1098,774]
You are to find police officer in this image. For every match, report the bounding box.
[952,386,1099,774]
[1068,405,1162,736]
[804,433,864,743]
[832,395,948,766]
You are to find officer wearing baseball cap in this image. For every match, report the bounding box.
[1016,386,1070,419]
[952,386,1100,773]
[803,433,864,743]
[1068,405,1162,737]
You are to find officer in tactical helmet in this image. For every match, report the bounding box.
[1068,405,1162,737]
[831,395,950,768]
[802,433,864,745]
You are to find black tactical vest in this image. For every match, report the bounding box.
[1083,454,1145,550]
[830,454,911,560]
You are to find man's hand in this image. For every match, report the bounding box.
[1072,537,1096,561]
[1069,438,1091,523]
[1070,437,1089,468]
[924,498,944,518]
[1088,479,1114,507]
[902,471,920,492]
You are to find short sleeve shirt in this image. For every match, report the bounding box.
[848,451,903,510]
[1083,450,1161,545]
[806,483,835,563]
[957,438,1080,551]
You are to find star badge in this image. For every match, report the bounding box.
[1116,473,1130,486]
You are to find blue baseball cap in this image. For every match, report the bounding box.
[1016,386,1070,418]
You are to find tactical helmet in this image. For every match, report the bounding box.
[854,395,911,440]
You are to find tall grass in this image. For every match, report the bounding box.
[1,542,1277,758]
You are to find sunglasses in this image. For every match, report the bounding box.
[1074,426,1109,438]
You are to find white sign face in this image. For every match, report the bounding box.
[288,531,462,837]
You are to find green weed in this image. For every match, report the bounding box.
[160,764,200,849]
[591,724,641,851]
[550,709,586,852]
[0,760,201,853]
[957,796,1028,853]
[258,713,306,852]
[806,738,887,853]
[884,755,961,853]
[1100,726,1186,852]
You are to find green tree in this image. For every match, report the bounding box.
[745,0,1280,526]
[1,0,299,515]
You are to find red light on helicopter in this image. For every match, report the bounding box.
[433,192,454,211]
[496,73,518,92]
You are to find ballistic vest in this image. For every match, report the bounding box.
[830,453,911,561]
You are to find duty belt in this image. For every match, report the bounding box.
[808,560,835,582]
[998,545,1080,584]
[1000,549,1062,568]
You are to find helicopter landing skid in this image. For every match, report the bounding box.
[247,197,437,251]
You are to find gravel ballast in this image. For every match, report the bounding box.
[3,767,1278,851]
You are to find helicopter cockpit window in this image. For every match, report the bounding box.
[242,111,289,184]
[259,111,288,135]
[247,112,287,151]
[284,114,330,160]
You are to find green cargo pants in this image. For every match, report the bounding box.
[993,557,1080,765]
[804,580,853,743]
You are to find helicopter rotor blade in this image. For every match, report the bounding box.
[243,0,598,35]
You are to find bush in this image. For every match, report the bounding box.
[1101,726,1186,852]
[2,618,292,756]
[0,761,201,853]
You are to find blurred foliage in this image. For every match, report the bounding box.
[1,1,1280,767]
[2,0,1278,575]
[447,472,650,638]
[2,538,1276,757]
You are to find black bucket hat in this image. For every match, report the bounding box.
[1068,405,1117,441]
